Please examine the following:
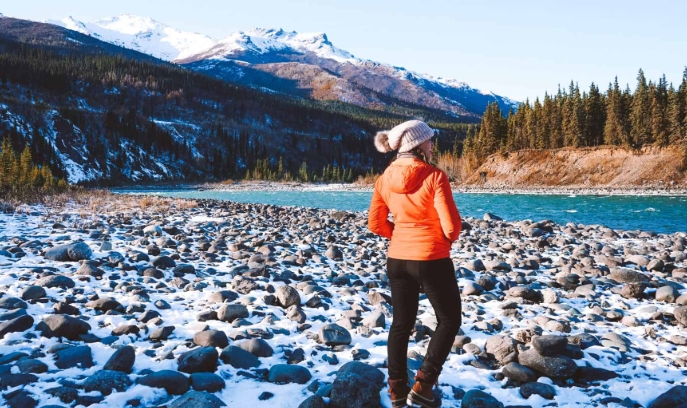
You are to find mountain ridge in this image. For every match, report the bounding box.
[0,17,473,185]
[46,14,518,117]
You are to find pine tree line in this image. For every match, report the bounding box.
[0,138,68,200]
[242,157,359,182]
[463,69,687,163]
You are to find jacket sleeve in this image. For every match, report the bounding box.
[433,171,462,242]
[368,181,394,239]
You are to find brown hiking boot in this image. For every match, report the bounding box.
[407,369,441,408]
[388,377,411,407]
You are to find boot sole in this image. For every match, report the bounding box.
[407,390,441,408]
[391,398,408,408]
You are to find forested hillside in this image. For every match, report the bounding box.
[0,17,472,185]
[463,70,687,163]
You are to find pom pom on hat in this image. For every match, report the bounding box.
[374,131,393,153]
[372,120,435,153]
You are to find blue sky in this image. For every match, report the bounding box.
[3,0,687,101]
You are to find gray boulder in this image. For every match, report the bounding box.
[462,389,504,408]
[54,345,93,369]
[276,285,301,308]
[104,346,135,373]
[237,338,274,358]
[675,306,687,326]
[0,315,34,339]
[268,364,312,384]
[138,370,190,395]
[298,395,327,408]
[517,348,577,379]
[648,385,687,408]
[37,314,89,340]
[319,323,352,346]
[531,335,568,356]
[656,286,680,303]
[462,282,484,296]
[610,268,649,283]
[83,370,132,396]
[329,373,380,408]
[189,372,225,393]
[485,335,518,365]
[520,382,556,400]
[193,330,229,349]
[337,362,384,385]
[20,286,46,301]
[168,391,226,408]
[178,347,218,373]
[67,242,93,261]
[208,290,239,303]
[217,304,249,323]
[86,297,123,312]
[220,346,260,369]
[501,362,537,383]
[0,297,27,310]
[35,275,75,289]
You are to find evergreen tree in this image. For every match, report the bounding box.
[475,102,507,158]
[562,82,582,147]
[650,77,669,146]
[604,80,622,145]
[667,85,684,145]
[298,161,308,182]
[277,156,284,179]
[19,145,32,185]
[630,69,651,146]
[585,83,606,146]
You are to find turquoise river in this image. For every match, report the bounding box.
[119,189,687,234]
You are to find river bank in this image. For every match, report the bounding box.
[0,194,686,407]
[190,180,687,196]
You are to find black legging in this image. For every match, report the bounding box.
[386,257,462,381]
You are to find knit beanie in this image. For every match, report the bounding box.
[374,120,435,153]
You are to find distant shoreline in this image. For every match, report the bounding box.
[141,181,687,196]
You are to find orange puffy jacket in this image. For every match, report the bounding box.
[368,157,462,261]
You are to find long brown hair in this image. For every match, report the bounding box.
[389,146,431,165]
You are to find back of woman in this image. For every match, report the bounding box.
[367,120,462,408]
[369,156,461,261]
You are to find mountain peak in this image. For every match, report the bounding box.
[41,14,516,107]
[94,14,162,35]
[49,14,215,61]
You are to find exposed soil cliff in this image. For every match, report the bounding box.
[462,146,687,188]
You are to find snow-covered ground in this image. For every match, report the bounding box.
[0,196,686,407]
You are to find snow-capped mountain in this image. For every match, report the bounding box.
[46,14,517,116]
[189,28,356,64]
[47,14,215,61]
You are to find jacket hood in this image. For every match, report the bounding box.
[384,158,433,194]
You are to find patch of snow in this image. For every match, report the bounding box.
[44,14,518,105]
[47,14,215,61]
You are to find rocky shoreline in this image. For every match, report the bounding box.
[192,181,687,196]
[0,195,686,407]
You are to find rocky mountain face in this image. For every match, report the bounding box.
[48,15,518,118]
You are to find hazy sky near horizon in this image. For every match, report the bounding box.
[4,0,687,101]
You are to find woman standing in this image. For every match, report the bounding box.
[368,120,462,408]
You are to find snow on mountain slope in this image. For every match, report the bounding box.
[215,28,356,63]
[47,14,215,61]
[43,14,518,111]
